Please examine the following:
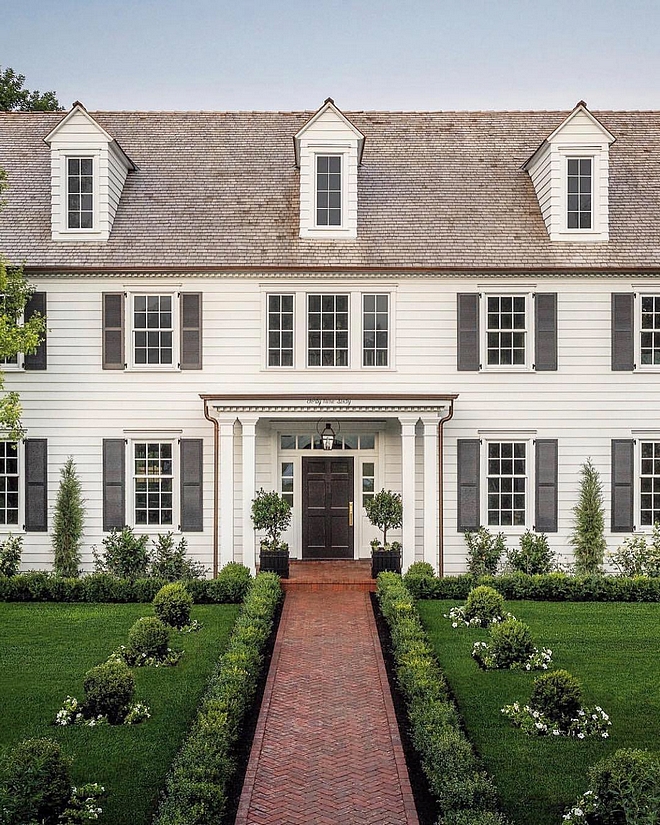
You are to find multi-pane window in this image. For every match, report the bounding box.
[281,462,294,507]
[316,155,341,226]
[67,158,93,229]
[268,295,294,367]
[567,158,592,229]
[487,442,527,527]
[363,294,389,367]
[640,296,660,366]
[486,296,527,366]
[133,295,173,366]
[134,442,173,526]
[307,294,349,366]
[362,462,375,507]
[280,434,376,451]
[0,442,19,526]
[640,442,660,527]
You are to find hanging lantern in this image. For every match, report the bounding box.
[320,421,336,451]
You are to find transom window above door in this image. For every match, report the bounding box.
[280,433,376,451]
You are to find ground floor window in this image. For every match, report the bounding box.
[281,461,294,507]
[486,441,527,527]
[0,441,19,525]
[639,441,660,527]
[133,441,173,526]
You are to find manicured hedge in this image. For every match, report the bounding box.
[376,572,510,825]
[402,566,660,602]
[0,562,252,604]
[153,571,283,825]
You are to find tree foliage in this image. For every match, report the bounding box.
[251,489,291,551]
[365,489,403,546]
[52,457,85,577]
[0,66,61,112]
[570,458,607,574]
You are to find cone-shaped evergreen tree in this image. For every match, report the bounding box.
[570,458,606,574]
[52,457,85,577]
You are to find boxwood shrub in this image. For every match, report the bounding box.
[153,571,282,825]
[376,572,510,825]
[0,562,252,604]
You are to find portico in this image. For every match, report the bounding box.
[201,394,456,575]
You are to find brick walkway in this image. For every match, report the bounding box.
[235,589,419,825]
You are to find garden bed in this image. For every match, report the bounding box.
[0,601,239,825]
[418,599,660,825]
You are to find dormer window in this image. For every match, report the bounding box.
[316,156,342,227]
[67,158,94,229]
[567,158,592,230]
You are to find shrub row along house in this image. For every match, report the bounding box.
[0,98,657,574]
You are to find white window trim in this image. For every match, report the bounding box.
[313,152,346,231]
[557,146,602,239]
[479,291,534,372]
[564,154,595,233]
[127,437,180,532]
[480,436,533,534]
[634,437,660,534]
[635,292,660,372]
[262,287,395,372]
[125,290,180,372]
[361,293,391,369]
[0,440,25,534]
[53,151,103,240]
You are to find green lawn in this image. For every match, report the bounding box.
[0,602,239,825]
[417,600,660,825]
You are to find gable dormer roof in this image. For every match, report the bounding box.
[293,98,365,168]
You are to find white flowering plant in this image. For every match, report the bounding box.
[472,640,553,671]
[108,645,183,668]
[500,702,611,738]
[562,789,599,823]
[444,604,515,628]
[60,783,105,823]
[178,618,203,633]
[54,694,150,727]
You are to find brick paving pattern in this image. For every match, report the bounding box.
[236,588,418,825]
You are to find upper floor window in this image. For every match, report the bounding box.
[67,158,94,229]
[132,295,173,366]
[640,296,660,367]
[567,158,592,230]
[485,295,528,367]
[316,156,342,227]
[268,295,294,367]
[363,294,389,367]
[307,294,349,367]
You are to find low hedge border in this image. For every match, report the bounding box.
[403,566,660,602]
[153,571,283,825]
[376,572,510,825]
[0,562,252,604]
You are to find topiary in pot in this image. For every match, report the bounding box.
[128,616,170,659]
[487,618,535,668]
[464,585,504,626]
[530,669,582,725]
[153,582,193,628]
[83,659,135,723]
[365,489,403,549]
[0,737,72,825]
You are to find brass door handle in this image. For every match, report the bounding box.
[348,501,354,527]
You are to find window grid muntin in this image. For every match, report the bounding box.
[640,441,660,526]
[267,294,294,367]
[316,155,342,227]
[567,157,592,230]
[134,442,173,526]
[0,441,19,526]
[486,295,527,366]
[487,441,527,527]
[362,462,375,507]
[281,462,294,507]
[640,296,660,366]
[307,294,349,367]
[280,434,376,451]
[67,157,94,229]
[363,294,389,367]
[133,295,173,366]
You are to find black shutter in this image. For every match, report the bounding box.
[611,294,634,371]
[457,439,480,531]
[180,293,202,370]
[534,293,557,371]
[24,292,47,371]
[103,439,125,531]
[535,440,558,532]
[103,293,125,370]
[25,439,47,532]
[611,439,634,532]
[457,294,480,371]
[180,439,203,531]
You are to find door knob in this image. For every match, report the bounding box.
[348,501,354,527]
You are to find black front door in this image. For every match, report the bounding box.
[302,456,354,559]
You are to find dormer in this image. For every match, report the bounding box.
[44,102,135,242]
[294,99,364,240]
[523,102,615,242]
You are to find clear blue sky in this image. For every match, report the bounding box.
[3,0,659,111]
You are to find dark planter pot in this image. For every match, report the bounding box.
[371,547,402,578]
[259,549,290,579]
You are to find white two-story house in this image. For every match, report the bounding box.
[0,98,657,575]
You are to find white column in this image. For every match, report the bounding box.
[218,418,235,570]
[422,417,439,572]
[399,416,418,573]
[240,416,258,576]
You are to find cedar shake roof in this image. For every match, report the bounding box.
[0,109,659,271]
